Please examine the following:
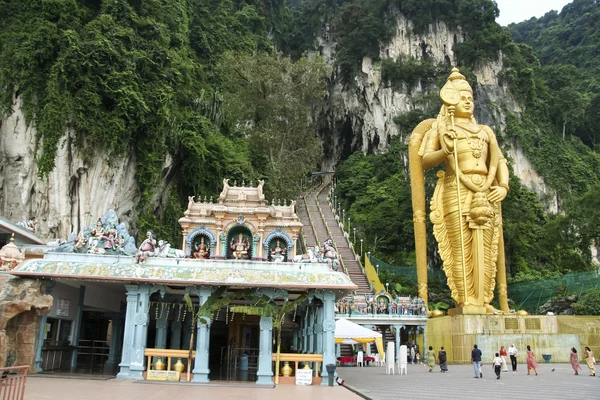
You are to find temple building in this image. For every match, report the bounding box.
[4,181,357,384]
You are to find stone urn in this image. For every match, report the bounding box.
[174,358,185,373]
[153,357,165,371]
[281,361,293,377]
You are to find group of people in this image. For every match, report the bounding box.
[570,346,596,376]
[473,344,538,380]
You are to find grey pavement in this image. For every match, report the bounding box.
[337,363,599,400]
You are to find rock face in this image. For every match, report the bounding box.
[0,274,53,370]
[317,13,554,203]
[0,13,555,241]
[0,96,175,242]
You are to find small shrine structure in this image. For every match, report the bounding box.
[179,179,302,261]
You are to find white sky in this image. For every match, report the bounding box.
[495,0,573,26]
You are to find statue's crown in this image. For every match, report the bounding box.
[440,67,472,105]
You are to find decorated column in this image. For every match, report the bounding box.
[117,284,151,379]
[192,286,213,383]
[316,290,336,385]
[34,281,55,372]
[302,314,308,353]
[170,320,182,350]
[256,316,273,385]
[69,285,86,371]
[154,306,168,361]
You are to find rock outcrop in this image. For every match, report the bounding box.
[0,274,53,370]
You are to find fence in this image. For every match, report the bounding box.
[369,255,446,284]
[0,365,28,400]
[509,270,600,312]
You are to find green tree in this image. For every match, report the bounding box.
[217,51,331,199]
[572,288,600,315]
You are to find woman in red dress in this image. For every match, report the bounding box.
[526,345,538,375]
[499,346,508,372]
[570,347,582,375]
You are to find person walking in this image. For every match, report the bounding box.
[410,345,416,364]
[499,345,508,372]
[493,352,503,379]
[472,344,482,378]
[583,347,595,376]
[526,345,538,376]
[426,346,436,372]
[439,347,448,372]
[508,344,518,372]
[570,347,582,375]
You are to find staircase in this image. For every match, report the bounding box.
[297,183,372,295]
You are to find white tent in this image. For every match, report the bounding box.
[335,318,384,360]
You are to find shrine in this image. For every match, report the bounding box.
[4,180,356,385]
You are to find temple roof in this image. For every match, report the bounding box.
[9,253,357,296]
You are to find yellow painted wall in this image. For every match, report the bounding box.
[427,315,600,364]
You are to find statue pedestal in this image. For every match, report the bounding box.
[447,306,488,316]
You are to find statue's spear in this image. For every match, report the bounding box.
[447,106,469,306]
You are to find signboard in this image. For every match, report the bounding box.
[295,369,312,385]
[147,370,180,381]
[56,298,70,317]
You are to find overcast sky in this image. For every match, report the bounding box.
[495,0,573,26]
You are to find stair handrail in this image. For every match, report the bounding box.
[315,185,349,276]
[302,183,320,246]
[326,190,377,293]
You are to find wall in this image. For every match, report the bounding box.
[426,315,600,364]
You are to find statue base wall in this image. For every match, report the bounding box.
[426,315,600,364]
[447,305,488,315]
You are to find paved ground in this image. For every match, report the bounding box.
[24,376,358,400]
[337,363,599,400]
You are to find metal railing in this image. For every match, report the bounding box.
[0,366,28,400]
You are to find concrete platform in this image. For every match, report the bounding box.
[337,363,599,400]
[24,376,357,400]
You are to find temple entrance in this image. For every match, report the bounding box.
[209,313,260,382]
[226,226,253,260]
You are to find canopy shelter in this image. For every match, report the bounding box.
[334,318,385,361]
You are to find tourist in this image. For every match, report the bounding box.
[526,345,538,376]
[493,352,503,380]
[416,351,421,364]
[410,345,416,364]
[439,346,448,372]
[570,347,582,375]
[508,344,518,372]
[583,346,596,376]
[499,345,508,372]
[472,344,482,378]
[426,346,436,373]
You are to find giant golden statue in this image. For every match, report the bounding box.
[409,68,510,315]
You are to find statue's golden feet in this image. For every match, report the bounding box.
[485,304,503,314]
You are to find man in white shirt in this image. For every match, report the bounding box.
[508,344,518,372]
[493,353,503,379]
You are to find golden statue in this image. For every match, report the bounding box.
[193,237,210,259]
[409,68,510,315]
[230,232,249,259]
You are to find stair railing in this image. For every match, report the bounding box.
[302,183,321,246]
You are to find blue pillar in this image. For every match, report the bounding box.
[394,325,401,363]
[292,326,299,351]
[154,309,168,365]
[307,306,314,353]
[302,316,308,353]
[117,284,151,379]
[70,285,86,371]
[316,306,323,355]
[106,313,123,375]
[336,344,341,358]
[170,321,182,350]
[256,316,273,385]
[34,281,55,372]
[318,290,336,385]
[422,325,427,360]
[192,287,213,383]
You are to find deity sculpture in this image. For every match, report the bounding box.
[135,230,157,263]
[321,238,340,271]
[230,232,249,259]
[17,216,39,233]
[409,67,510,314]
[270,239,286,262]
[193,237,210,259]
[88,219,106,248]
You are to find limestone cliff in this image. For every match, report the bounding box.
[316,15,557,211]
[0,13,557,241]
[0,96,176,241]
